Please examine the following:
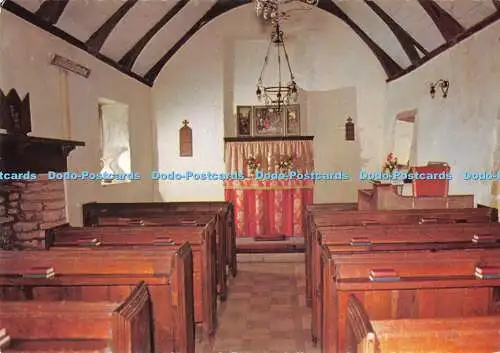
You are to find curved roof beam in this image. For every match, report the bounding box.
[317,0,402,78]
[119,0,190,70]
[365,0,428,65]
[35,0,69,25]
[493,0,500,11]
[144,0,252,85]
[85,0,138,54]
[417,0,464,41]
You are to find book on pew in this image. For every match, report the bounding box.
[350,237,372,246]
[22,267,55,279]
[153,237,176,245]
[369,269,400,282]
[77,238,101,246]
[472,234,497,243]
[418,218,438,224]
[180,219,198,226]
[361,220,379,226]
[0,331,10,349]
[475,265,500,279]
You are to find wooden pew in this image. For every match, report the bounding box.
[309,223,500,346]
[319,247,500,353]
[0,245,193,353]
[86,213,229,302]
[346,294,500,353]
[82,201,237,278]
[46,224,217,341]
[304,207,495,307]
[0,282,152,353]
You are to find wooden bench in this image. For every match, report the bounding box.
[46,224,217,341]
[346,294,500,353]
[0,282,151,353]
[85,213,229,302]
[309,223,500,347]
[310,222,500,303]
[305,210,496,308]
[319,247,500,353]
[0,245,193,353]
[82,201,237,278]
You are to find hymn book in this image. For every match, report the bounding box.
[369,269,400,282]
[472,234,496,243]
[0,329,10,349]
[22,267,55,279]
[77,238,101,246]
[475,265,500,279]
[350,237,372,246]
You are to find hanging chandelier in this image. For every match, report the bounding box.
[255,0,319,21]
[256,22,298,112]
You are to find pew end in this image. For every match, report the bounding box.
[346,294,500,353]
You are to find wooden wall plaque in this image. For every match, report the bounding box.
[179,120,193,157]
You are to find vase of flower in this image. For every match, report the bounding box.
[278,155,294,173]
[246,156,261,178]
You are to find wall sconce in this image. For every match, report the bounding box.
[345,116,355,141]
[429,79,449,98]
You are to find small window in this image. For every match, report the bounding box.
[97,98,131,185]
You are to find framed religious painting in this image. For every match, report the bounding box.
[284,104,300,135]
[253,106,284,136]
[236,105,252,137]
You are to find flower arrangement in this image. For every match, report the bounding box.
[246,156,261,173]
[278,155,294,171]
[383,152,398,173]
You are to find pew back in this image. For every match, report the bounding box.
[47,225,217,340]
[320,246,500,353]
[0,282,151,353]
[346,295,500,353]
[0,245,193,353]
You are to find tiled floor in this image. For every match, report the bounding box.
[198,255,320,353]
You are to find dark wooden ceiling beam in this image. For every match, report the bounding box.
[389,10,500,82]
[35,0,69,25]
[0,0,151,86]
[119,0,190,70]
[418,0,464,41]
[144,0,251,85]
[317,0,402,78]
[85,0,138,54]
[493,0,500,11]
[365,0,427,64]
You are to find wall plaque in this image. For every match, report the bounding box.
[179,120,193,157]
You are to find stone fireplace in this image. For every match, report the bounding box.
[0,88,84,249]
[0,175,67,248]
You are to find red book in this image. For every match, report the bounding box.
[369,269,398,277]
[472,234,496,243]
[475,266,500,275]
[362,221,379,226]
[77,238,101,246]
[153,237,175,245]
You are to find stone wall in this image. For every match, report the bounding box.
[0,175,66,249]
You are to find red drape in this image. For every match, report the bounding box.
[224,179,314,237]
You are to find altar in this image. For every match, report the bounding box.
[224,137,314,238]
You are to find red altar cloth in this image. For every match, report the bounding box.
[224,179,314,237]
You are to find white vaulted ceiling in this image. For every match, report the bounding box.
[2,0,499,86]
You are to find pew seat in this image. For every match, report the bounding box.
[0,282,151,353]
[82,201,237,277]
[346,295,500,353]
[0,245,193,353]
[46,225,216,341]
[320,246,500,353]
